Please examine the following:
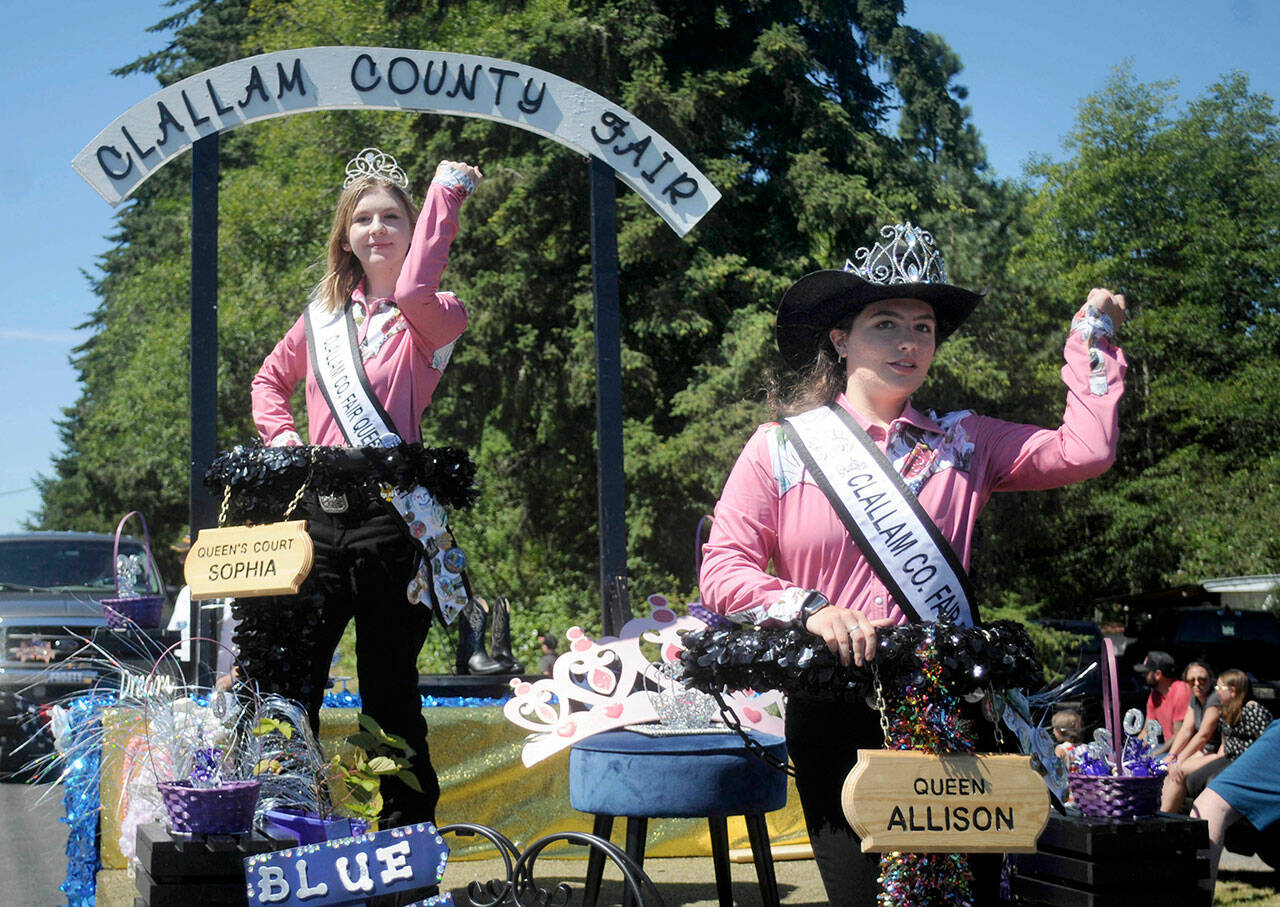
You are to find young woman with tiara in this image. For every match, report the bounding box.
[699,223,1127,905]
[241,150,482,834]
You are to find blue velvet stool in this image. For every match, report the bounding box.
[569,728,788,907]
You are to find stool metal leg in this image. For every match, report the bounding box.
[707,816,734,907]
[583,813,614,907]
[744,813,781,907]
[623,816,649,907]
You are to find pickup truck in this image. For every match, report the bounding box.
[0,531,171,772]
[1125,606,1280,718]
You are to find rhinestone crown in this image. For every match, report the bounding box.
[343,147,410,190]
[845,222,947,285]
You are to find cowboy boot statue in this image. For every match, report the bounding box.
[489,595,524,674]
[456,596,506,675]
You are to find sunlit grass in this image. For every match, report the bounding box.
[1216,872,1280,905]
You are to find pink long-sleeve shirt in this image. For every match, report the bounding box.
[251,179,469,446]
[700,315,1127,625]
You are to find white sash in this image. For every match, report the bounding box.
[782,405,977,626]
[305,299,469,625]
[306,299,401,446]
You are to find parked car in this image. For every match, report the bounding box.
[1033,618,1145,728]
[0,531,171,773]
[1125,606,1280,718]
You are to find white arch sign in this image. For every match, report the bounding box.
[73,47,720,236]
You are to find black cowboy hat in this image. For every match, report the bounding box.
[775,223,984,372]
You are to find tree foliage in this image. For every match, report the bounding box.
[50,3,1280,673]
[997,66,1280,606]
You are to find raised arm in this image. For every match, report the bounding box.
[394,161,481,353]
[980,289,1128,492]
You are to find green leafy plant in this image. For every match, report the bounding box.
[326,713,422,826]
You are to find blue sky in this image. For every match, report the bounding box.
[1,0,1278,532]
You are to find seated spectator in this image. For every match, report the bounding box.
[1180,670,1271,805]
[537,630,559,675]
[1192,716,1280,894]
[1051,708,1084,762]
[1180,661,1222,754]
[1161,661,1222,812]
[1133,649,1190,752]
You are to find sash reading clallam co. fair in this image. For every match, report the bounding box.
[782,404,977,626]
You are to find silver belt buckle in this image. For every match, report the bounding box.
[318,492,349,514]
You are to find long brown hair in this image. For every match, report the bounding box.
[1217,668,1253,725]
[311,175,419,313]
[767,314,855,418]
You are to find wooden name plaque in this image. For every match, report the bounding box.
[842,750,1049,854]
[185,521,314,600]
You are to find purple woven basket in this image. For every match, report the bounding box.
[101,595,165,630]
[1069,773,1163,818]
[100,510,164,629]
[157,779,261,835]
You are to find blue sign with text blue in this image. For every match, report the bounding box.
[243,821,449,905]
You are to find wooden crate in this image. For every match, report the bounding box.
[1009,812,1211,906]
[132,822,296,907]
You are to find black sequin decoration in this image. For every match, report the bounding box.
[678,620,1040,699]
[205,442,478,523]
[231,588,328,708]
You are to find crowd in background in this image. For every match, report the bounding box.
[1052,649,1280,894]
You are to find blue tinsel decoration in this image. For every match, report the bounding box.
[320,690,508,709]
[57,693,115,907]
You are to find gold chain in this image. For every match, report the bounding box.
[873,663,891,748]
[282,447,317,520]
[988,686,1006,749]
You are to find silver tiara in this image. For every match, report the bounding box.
[343,147,410,190]
[845,222,947,285]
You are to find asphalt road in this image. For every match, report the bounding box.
[0,778,73,906]
[2,775,1275,906]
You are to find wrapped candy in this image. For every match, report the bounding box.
[1071,708,1168,779]
[115,553,145,598]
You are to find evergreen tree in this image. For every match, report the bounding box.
[1002,67,1280,605]
[37,0,1018,667]
[34,0,260,580]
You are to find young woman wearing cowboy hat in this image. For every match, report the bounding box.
[699,223,1126,905]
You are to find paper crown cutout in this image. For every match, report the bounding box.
[504,594,785,766]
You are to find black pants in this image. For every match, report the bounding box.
[785,694,1001,906]
[233,494,439,826]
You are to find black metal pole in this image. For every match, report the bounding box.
[189,133,219,686]
[589,156,631,635]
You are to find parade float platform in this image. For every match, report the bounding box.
[93,704,809,897]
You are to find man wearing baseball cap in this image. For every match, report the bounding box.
[1135,649,1190,749]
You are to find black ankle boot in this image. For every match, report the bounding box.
[489,595,524,674]
[456,596,506,675]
